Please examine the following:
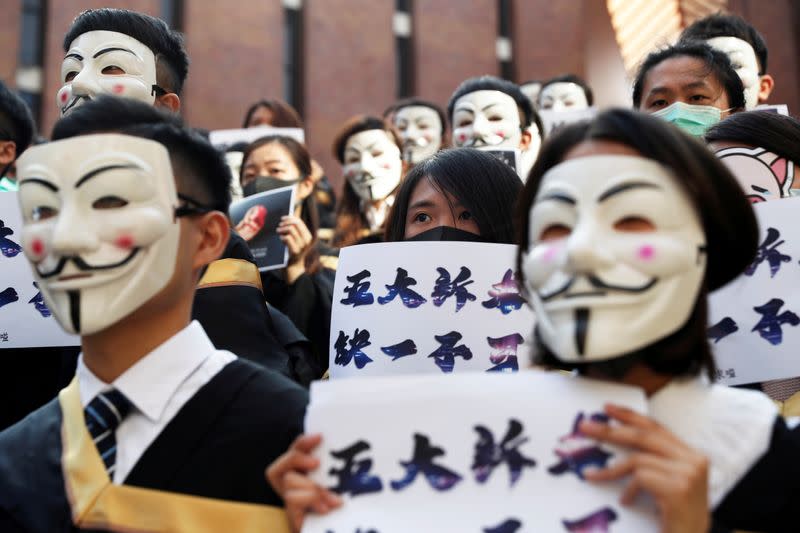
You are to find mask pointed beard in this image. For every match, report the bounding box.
[575,308,589,356]
[69,290,81,333]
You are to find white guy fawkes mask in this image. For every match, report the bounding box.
[520,82,542,109]
[706,36,760,110]
[394,105,443,164]
[538,82,589,112]
[57,30,159,116]
[452,90,523,149]
[15,134,181,335]
[343,129,403,202]
[521,155,707,362]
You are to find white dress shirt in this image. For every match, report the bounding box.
[76,320,236,484]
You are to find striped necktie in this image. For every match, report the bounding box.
[84,389,132,476]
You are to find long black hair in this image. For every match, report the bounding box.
[705,111,800,165]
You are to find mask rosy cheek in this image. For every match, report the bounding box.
[29,238,46,259]
[637,245,655,261]
[115,235,135,250]
[541,244,559,263]
[495,131,506,139]
[112,84,125,94]
[458,133,467,143]
[58,89,69,104]
[381,163,391,169]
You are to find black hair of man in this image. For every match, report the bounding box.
[632,40,746,111]
[387,98,448,131]
[63,8,189,96]
[447,76,543,136]
[51,95,230,212]
[539,74,594,106]
[0,80,35,156]
[681,13,769,74]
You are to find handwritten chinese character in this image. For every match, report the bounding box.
[482,269,526,314]
[486,333,523,372]
[707,317,738,344]
[340,269,375,307]
[752,298,800,345]
[745,227,791,278]
[328,440,383,497]
[28,282,51,318]
[334,329,373,369]
[473,419,536,486]
[726,368,736,379]
[431,267,476,312]
[428,331,473,373]
[483,519,522,533]
[390,433,462,491]
[0,220,21,258]
[380,339,417,361]
[0,332,8,342]
[562,507,618,533]
[0,287,19,309]
[549,412,613,480]
[378,268,427,308]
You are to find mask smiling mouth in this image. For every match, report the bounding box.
[539,274,658,302]
[37,248,141,279]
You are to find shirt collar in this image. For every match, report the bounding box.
[76,321,216,422]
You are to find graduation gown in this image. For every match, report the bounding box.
[0,358,307,532]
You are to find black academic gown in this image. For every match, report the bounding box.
[0,358,307,532]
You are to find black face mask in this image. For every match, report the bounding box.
[243,175,299,197]
[405,226,486,242]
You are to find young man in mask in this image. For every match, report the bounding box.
[387,98,448,166]
[0,81,35,192]
[0,97,306,532]
[57,8,188,116]
[681,13,773,110]
[447,75,543,178]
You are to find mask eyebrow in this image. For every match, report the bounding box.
[19,178,59,192]
[64,53,83,62]
[539,192,576,205]
[75,164,141,188]
[597,181,661,202]
[93,47,136,59]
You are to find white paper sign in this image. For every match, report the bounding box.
[709,197,800,384]
[538,108,598,136]
[0,193,78,348]
[754,104,789,116]
[304,371,656,533]
[329,242,535,378]
[208,125,305,152]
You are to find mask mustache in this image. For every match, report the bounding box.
[539,273,658,302]
[37,249,140,279]
[61,95,91,115]
[462,134,504,148]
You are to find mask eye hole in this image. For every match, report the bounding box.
[65,71,78,82]
[101,65,125,75]
[92,196,129,209]
[614,216,654,232]
[32,206,58,222]
[539,224,571,242]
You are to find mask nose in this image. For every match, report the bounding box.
[69,69,99,98]
[564,225,613,274]
[51,206,99,256]
[359,153,378,178]
[472,115,490,137]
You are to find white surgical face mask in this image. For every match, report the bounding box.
[521,155,707,362]
[394,105,443,164]
[57,30,158,116]
[706,36,760,111]
[538,82,589,112]
[16,134,181,335]
[342,129,403,202]
[452,90,523,149]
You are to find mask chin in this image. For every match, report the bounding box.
[405,226,485,242]
[243,175,299,197]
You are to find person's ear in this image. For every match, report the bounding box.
[191,211,230,272]
[0,141,17,166]
[297,176,314,201]
[155,92,181,113]
[758,74,775,103]
[519,129,532,151]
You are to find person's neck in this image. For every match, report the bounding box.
[81,298,192,384]
[586,363,672,397]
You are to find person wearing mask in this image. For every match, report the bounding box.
[538,74,594,112]
[632,41,745,137]
[240,135,336,376]
[387,98,448,167]
[331,115,405,247]
[681,13,774,110]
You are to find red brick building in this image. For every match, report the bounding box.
[2,0,799,190]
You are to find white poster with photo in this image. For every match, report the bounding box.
[329,242,535,378]
[709,197,800,384]
[304,371,656,533]
[208,125,305,152]
[538,108,598,136]
[0,193,78,348]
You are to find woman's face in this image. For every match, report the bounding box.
[241,143,302,187]
[246,105,274,127]
[403,177,480,239]
[639,56,732,116]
